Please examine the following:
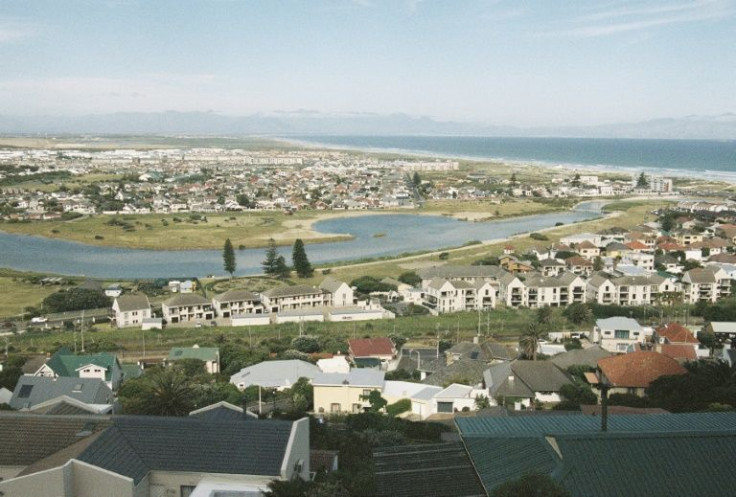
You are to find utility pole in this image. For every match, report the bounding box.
[80,310,85,353]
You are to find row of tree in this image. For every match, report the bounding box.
[223,237,314,279]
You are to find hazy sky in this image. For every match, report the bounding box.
[2,0,735,126]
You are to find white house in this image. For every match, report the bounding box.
[594,317,653,353]
[319,277,355,307]
[111,295,152,328]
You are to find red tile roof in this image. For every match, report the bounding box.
[656,323,699,344]
[598,351,687,388]
[626,241,649,251]
[348,337,395,358]
[660,344,697,361]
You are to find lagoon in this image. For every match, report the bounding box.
[0,201,604,279]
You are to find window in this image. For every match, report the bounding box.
[614,330,630,339]
[18,384,33,398]
[330,403,341,413]
[352,403,362,413]
[362,389,372,397]
[180,486,196,497]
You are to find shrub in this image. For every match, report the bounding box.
[386,398,412,417]
[530,232,549,241]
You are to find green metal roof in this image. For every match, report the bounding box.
[46,350,119,382]
[555,431,736,497]
[456,412,736,438]
[168,346,219,362]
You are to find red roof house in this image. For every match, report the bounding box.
[655,323,699,345]
[597,351,687,396]
[348,337,396,361]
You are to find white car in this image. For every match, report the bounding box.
[31,317,48,324]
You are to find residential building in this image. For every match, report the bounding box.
[681,266,731,303]
[211,289,264,318]
[162,294,214,324]
[348,337,396,366]
[34,348,124,390]
[0,415,310,497]
[313,369,385,415]
[168,345,220,374]
[594,351,687,397]
[260,285,330,313]
[483,360,573,410]
[594,317,652,353]
[111,294,152,328]
[319,277,355,307]
[9,376,113,411]
[422,278,496,314]
[230,359,320,391]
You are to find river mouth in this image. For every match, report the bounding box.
[0,202,604,278]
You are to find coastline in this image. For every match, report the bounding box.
[276,136,736,185]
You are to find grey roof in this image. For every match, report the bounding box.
[417,265,507,280]
[484,360,571,399]
[114,294,151,312]
[10,376,113,410]
[189,401,256,421]
[319,276,348,293]
[213,289,260,303]
[595,316,643,331]
[230,359,320,389]
[456,411,736,437]
[262,284,324,299]
[373,443,486,497]
[421,359,488,387]
[78,416,295,484]
[551,345,614,369]
[0,412,111,466]
[163,294,210,307]
[313,368,385,387]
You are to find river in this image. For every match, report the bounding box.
[0,201,605,279]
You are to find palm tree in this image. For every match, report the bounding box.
[519,321,545,361]
[121,367,195,416]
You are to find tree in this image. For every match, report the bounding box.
[563,303,593,325]
[519,321,545,361]
[492,473,571,497]
[571,173,581,187]
[636,172,649,189]
[593,256,604,271]
[398,271,421,286]
[42,288,111,313]
[274,255,291,279]
[412,171,421,187]
[292,238,313,278]
[262,238,279,276]
[362,390,388,412]
[118,368,195,416]
[223,238,236,278]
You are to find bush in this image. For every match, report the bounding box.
[608,393,647,408]
[398,271,421,286]
[530,232,549,241]
[386,398,412,417]
[438,252,450,260]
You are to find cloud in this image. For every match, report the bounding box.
[536,0,735,38]
[0,18,37,43]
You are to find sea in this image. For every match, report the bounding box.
[287,136,736,183]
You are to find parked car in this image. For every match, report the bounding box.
[31,317,48,324]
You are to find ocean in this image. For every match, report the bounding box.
[289,136,736,183]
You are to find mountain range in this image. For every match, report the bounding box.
[1,111,735,140]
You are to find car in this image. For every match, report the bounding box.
[31,317,48,324]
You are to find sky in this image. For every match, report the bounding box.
[1,0,735,127]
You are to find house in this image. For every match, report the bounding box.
[594,351,687,397]
[594,317,652,353]
[0,386,12,405]
[319,276,355,307]
[348,337,396,366]
[111,294,152,328]
[162,294,214,324]
[551,345,614,370]
[34,348,124,390]
[9,376,113,411]
[260,285,330,313]
[654,322,700,349]
[484,360,573,410]
[211,289,264,318]
[382,380,442,419]
[230,359,320,391]
[189,401,258,421]
[456,412,736,497]
[105,284,123,298]
[576,240,600,260]
[168,345,220,374]
[681,266,731,304]
[317,354,351,374]
[721,346,736,367]
[705,321,736,341]
[416,265,505,287]
[432,383,485,414]
[0,416,310,497]
[312,368,385,415]
[0,412,113,482]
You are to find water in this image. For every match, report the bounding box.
[0,201,603,278]
[289,136,736,182]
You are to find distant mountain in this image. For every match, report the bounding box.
[0,111,735,140]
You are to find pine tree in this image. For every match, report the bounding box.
[223,238,236,278]
[292,238,313,278]
[262,238,279,276]
[274,255,290,279]
[636,172,649,189]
